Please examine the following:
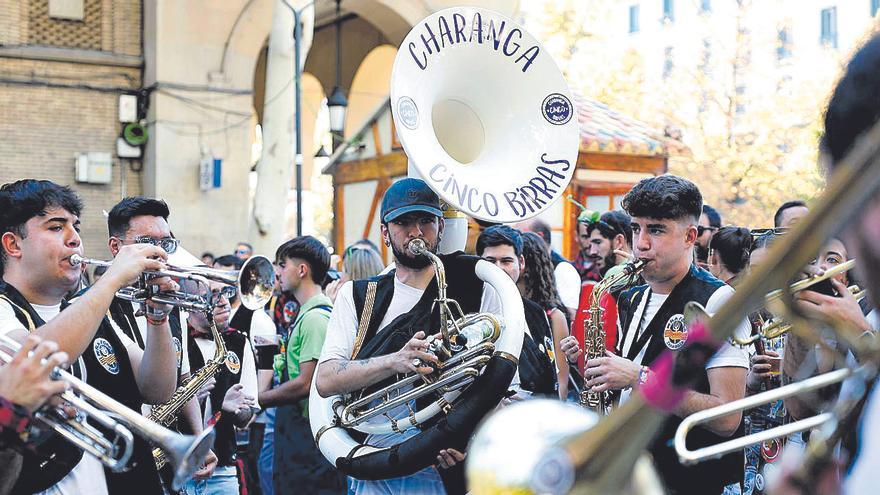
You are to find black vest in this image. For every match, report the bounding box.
[617,265,745,495]
[351,252,484,361]
[520,298,558,396]
[107,297,185,385]
[0,282,163,495]
[187,327,249,468]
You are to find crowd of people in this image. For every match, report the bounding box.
[4,28,880,495]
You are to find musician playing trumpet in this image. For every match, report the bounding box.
[0,179,179,494]
[583,175,751,495]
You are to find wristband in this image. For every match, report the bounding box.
[146,315,169,326]
[637,366,650,386]
[0,396,33,442]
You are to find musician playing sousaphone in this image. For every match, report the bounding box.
[315,179,507,493]
[0,179,179,494]
[583,175,752,495]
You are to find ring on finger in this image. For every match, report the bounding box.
[411,358,421,368]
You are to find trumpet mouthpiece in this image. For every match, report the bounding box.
[69,254,85,266]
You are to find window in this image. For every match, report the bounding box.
[777,27,792,60]
[820,7,838,48]
[663,0,674,22]
[663,46,674,78]
[629,5,640,33]
[700,0,711,13]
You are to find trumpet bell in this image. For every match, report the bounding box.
[168,427,216,491]
[237,255,276,310]
[391,6,580,223]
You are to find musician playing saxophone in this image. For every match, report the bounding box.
[315,178,503,495]
[0,179,179,494]
[583,175,751,495]
[104,197,218,487]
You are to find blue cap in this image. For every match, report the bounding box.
[381,178,443,222]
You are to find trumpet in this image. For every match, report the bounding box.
[0,334,215,490]
[732,260,865,346]
[70,251,275,311]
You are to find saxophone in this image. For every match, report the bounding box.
[580,258,647,414]
[150,315,227,469]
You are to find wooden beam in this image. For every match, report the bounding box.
[334,152,408,185]
[362,178,390,240]
[334,184,345,254]
[577,152,667,175]
[371,122,384,156]
[562,184,575,261]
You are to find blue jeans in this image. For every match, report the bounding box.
[258,407,276,495]
[182,466,239,495]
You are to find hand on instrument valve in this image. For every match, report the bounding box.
[389,331,439,375]
[584,350,640,393]
[436,448,466,469]
[793,280,871,335]
[559,335,581,363]
[746,350,779,392]
[191,449,218,481]
[0,335,69,413]
[142,274,179,319]
[100,243,168,289]
[221,384,255,416]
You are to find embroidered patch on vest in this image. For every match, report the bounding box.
[663,314,688,350]
[93,337,120,375]
[761,438,781,463]
[172,337,182,368]
[543,336,554,361]
[225,351,241,374]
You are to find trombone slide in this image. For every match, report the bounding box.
[674,368,851,464]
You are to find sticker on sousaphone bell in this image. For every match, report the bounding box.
[663,314,688,350]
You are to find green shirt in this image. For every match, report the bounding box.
[273,293,332,417]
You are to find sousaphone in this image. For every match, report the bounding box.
[309,6,578,482]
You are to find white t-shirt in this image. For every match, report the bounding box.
[319,276,504,448]
[554,261,581,311]
[0,299,109,495]
[617,284,749,405]
[191,334,260,421]
[320,277,503,363]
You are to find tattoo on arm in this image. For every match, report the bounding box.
[336,360,349,374]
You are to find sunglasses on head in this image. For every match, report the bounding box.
[750,227,789,239]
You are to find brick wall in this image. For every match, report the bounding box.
[0,0,144,258]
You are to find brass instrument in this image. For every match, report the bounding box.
[674,367,851,464]
[732,260,863,346]
[72,249,275,472]
[149,314,228,469]
[336,238,503,431]
[580,259,646,414]
[69,252,276,311]
[465,106,880,493]
[0,334,215,491]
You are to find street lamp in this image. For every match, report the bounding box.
[329,0,347,151]
[327,85,348,142]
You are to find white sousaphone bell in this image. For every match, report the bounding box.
[391,5,580,251]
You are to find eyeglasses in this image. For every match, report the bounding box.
[116,236,180,254]
[750,227,789,239]
[697,226,719,236]
[235,249,251,255]
[210,286,237,304]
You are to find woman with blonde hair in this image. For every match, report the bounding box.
[325,243,385,302]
